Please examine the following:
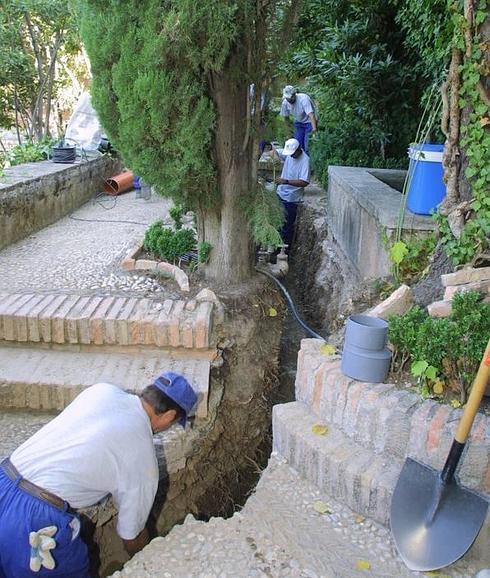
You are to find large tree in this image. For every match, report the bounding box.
[79,0,300,283]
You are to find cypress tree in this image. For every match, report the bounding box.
[79,0,301,283]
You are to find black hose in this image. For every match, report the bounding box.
[256,267,327,340]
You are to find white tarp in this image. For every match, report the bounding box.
[64,92,106,151]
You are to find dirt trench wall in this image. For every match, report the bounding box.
[89,278,284,577]
[290,192,362,337]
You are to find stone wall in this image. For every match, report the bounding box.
[326,166,436,280]
[0,155,121,250]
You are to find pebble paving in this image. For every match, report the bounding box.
[0,411,55,460]
[0,190,175,296]
[111,454,482,578]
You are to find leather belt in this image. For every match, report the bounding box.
[1,458,70,513]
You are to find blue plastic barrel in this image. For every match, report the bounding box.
[406,143,446,215]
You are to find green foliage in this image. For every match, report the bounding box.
[244,185,284,249]
[79,0,249,210]
[389,291,490,401]
[388,234,436,284]
[1,138,56,167]
[0,1,80,138]
[143,221,196,263]
[281,0,423,181]
[169,205,186,231]
[198,241,212,264]
[436,1,490,265]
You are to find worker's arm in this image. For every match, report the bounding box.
[308,112,317,132]
[276,178,309,187]
[122,527,149,556]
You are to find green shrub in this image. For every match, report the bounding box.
[388,291,490,403]
[3,138,56,167]
[143,220,196,263]
[388,234,436,285]
[169,204,187,230]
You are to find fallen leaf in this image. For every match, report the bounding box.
[433,380,444,395]
[424,572,450,578]
[253,304,259,307]
[313,500,331,514]
[450,399,462,408]
[320,343,336,355]
[268,307,277,317]
[480,117,490,127]
[312,424,329,436]
[355,515,366,523]
[356,560,371,571]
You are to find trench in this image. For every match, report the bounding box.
[88,190,359,577]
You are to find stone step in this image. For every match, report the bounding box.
[273,401,403,526]
[0,292,213,349]
[295,339,490,495]
[0,346,209,418]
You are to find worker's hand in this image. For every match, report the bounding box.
[276,177,288,185]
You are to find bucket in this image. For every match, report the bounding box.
[104,171,134,196]
[406,143,446,215]
[341,314,392,383]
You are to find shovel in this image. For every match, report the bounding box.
[390,338,490,571]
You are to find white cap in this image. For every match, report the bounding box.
[283,138,300,156]
[282,85,297,99]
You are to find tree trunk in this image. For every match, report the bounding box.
[202,54,254,284]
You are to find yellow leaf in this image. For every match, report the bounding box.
[433,380,444,395]
[320,343,337,355]
[268,307,277,317]
[356,560,371,571]
[450,399,462,408]
[424,572,450,578]
[480,116,490,127]
[312,424,329,436]
[313,500,331,514]
[355,515,366,523]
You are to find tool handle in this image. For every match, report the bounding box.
[455,337,490,444]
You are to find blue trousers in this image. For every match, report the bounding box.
[294,121,313,155]
[0,467,90,578]
[279,198,299,249]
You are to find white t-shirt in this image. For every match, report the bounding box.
[277,152,311,203]
[11,383,158,540]
[280,93,316,124]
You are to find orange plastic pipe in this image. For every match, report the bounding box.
[103,171,134,195]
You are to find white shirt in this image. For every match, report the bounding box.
[11,383,158,540]
[280,93,316,124]
[277,152,311,203]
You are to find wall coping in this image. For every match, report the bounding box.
[328,166,435,232]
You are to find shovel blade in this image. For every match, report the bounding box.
[390,458,489,571]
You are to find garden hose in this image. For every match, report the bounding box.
[256,266,327,341]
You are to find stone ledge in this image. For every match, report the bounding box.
[0,156,122,250]
[0,346,210,418]
[295,338,490,495]
[0,293,213,349]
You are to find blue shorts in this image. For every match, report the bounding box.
[0,467,90,578]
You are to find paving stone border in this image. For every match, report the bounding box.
[0,292,213,349]
[121,243,190,292]
[295,338,489,495]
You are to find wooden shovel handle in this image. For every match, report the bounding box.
[455,337,490,443]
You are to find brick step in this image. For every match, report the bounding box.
[273,401,403,526]
[0,292,213,349]
[295,339,490,494]
[0,346,209,418]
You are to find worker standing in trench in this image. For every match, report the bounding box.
[0,372,197,578]
[280,85,318,155]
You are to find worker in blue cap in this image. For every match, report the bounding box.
[0,372,197,578]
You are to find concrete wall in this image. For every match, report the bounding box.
[327,166,436,280]
[0,155,121,250]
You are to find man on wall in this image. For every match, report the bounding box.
[0,372,197,578]
[280,85,317,155]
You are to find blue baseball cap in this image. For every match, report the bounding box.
[153,371,198,427]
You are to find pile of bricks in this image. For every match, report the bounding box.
[428,266,490,317]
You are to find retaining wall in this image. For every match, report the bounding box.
[327,166,436,280]
[0,155,121,250]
